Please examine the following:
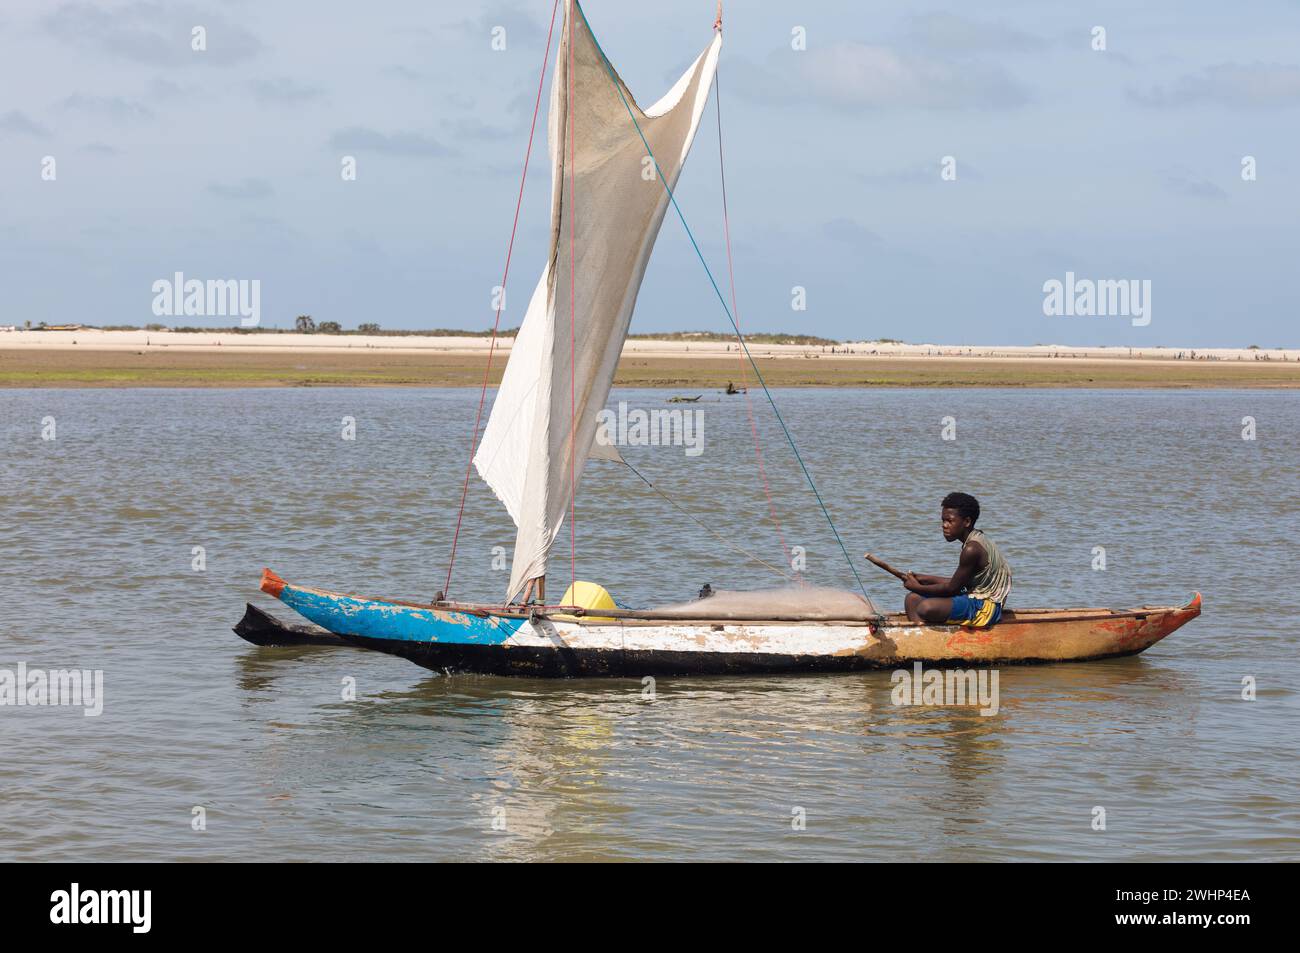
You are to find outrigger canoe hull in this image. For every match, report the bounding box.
[255,569,1201,678]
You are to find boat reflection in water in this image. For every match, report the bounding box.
[229,642,1200,860]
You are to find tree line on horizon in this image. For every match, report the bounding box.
[21,318,845,345]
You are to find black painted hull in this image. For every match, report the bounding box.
[233,603,346,647]
[342,634,873,678]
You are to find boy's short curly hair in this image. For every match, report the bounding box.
[942,492,980,525]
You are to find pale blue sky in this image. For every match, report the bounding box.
[2,0,1298,345]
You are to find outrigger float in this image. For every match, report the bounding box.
[244,570,1202,678]
[238,3,1201,677]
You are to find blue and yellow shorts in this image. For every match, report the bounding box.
[947,595,1003,628]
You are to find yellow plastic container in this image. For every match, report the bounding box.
[558,581,617,622]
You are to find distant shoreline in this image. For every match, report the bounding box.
[3,330,1298,388]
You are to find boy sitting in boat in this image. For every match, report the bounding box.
[903,492,1012,627]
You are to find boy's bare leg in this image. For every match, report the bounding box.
[904,591,924,621]
[906,596,954,624]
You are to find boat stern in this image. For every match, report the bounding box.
[1072,590,1202,659]
[1148,591,1201,645]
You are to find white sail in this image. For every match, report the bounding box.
[474,1,722,601]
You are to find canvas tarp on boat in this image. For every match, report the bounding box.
[473,1,723,602]
[650,587,881,622]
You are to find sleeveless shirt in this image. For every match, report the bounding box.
[965,528,1012,605]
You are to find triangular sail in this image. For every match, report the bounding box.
[474,1,722,601]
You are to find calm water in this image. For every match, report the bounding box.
[1,387,1296,861]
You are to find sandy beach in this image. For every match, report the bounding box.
[3,329,1298,388]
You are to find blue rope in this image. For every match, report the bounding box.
[574,3,870,599]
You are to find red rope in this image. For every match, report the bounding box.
[443,0,561,600]
[567,4,577,596]
[715,71,797,579]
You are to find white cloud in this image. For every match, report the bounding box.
[903,13,1039,54]
[731,43,1030,111]
[208,178,275,200]
[60,93,155,123]
[1130,63,1300,108]
[328,127,452,157]
[250,77,326,105]
[0,110,49,136]
[42,1,261,67]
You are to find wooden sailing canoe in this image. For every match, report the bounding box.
[254,569,1201,678]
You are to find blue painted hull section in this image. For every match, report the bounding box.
[276,584,525,646]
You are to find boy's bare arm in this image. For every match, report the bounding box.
[905,543,983,597]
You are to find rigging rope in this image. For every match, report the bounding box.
[567,1,578,600]
[576,4,871,600]
[442,0,561,600]
[618,458,794,583]
[714,71,796,579]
